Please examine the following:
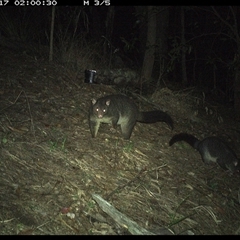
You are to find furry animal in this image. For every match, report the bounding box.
[169,133,240,173]
[89,94,173,140]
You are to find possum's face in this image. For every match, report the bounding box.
[92,99,110,118]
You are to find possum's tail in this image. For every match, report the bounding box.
[137,110,173,130]
[169,133,199,149]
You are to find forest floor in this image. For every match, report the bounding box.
[0,46,240,235]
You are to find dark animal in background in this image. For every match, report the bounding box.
[169,133,240,173]
[89,94,173,140]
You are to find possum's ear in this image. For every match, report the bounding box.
[106,99,111,106]
[92,99,97,105]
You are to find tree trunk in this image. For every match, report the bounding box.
[103,6,115,66]
[49,6,55,62]
[232,7,240,119]
[211,6,240,118]
[140,6,156,90]
[156,6,169,88]
[181,6,187,85]
[234,61,240,119]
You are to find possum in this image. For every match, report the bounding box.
[89,94,173,140]
[169,133,240,173]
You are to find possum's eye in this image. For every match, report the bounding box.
[96,108,99,112]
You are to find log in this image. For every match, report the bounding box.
[92,193,156,235]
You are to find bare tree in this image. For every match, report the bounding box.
[156,6,169,88]
[103,6,115,67]
[181,6,187,85]
[140,6,156,90]
[210,6,240,117]
[49,6,55,62]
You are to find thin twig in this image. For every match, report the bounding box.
[23,90,36,139]
[0,90,23,113]
[105,168,147,200]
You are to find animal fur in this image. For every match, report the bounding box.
[89,94,173,139]
[169,133,240,173]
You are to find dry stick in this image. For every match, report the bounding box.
[0,90,23,113]
[92,194,155,235]
[105,168,147,200]
[23,90,36,139]
[105,164,167,200]
[0,90,35,139]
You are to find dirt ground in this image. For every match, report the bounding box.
[0,46,240,235]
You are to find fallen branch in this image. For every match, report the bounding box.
[92,193,155,235]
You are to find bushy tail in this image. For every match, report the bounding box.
[169,133,199,149]
[138,110,173,130]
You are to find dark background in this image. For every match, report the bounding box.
[0,5,239,105]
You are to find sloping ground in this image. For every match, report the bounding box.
[0,47,240,235]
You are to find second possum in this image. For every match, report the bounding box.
[89,94,173,140]
[169,133,240,173]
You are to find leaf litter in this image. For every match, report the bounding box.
[0,47,240,235]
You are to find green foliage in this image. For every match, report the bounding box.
[123,141,134,153]
[49,137,68,153]
[16,223,25,234]
[167,195,192,227]
[2,136,7,144]
[207,179,219,191]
